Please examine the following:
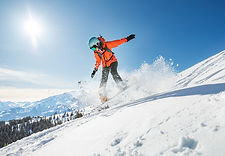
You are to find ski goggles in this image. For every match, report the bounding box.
[90,45,97,51]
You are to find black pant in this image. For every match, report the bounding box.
[99,61,123,95]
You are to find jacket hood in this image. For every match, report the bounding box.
[97,36,106,48]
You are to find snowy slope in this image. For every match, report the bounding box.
[1,51,225,156]
[177,50,225,87]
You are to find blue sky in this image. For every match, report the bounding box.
[0,0,225,89]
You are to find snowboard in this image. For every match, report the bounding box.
[90,86,130,113]
[101,85,130,104]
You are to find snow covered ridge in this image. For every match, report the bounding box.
[177,50,225,87]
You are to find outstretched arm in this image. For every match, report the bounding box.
[106,34,135,49]
[106,38,127,49]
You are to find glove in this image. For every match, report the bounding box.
[91,68,98,78]
[126,34,135,42]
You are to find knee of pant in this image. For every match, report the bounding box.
[111,70,118,75]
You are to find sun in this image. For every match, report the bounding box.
[25,18,41,37]
[24,16,42,47]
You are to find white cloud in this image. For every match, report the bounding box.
[0,67,75,101]
[0,67,73,89]
[0,67,47,84]
[0,88,72,102]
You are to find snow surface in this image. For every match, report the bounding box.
[177,50,225,87]
[1,51,225,156]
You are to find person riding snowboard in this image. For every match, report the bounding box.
[89,34,135,103]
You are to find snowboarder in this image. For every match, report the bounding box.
[88,34,135,103]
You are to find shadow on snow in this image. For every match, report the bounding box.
[114,83,225,109]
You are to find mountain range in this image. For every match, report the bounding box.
[0,92,82,121]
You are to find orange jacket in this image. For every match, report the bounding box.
[94,37,127,69]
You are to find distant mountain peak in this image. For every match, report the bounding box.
[0,92,83,121]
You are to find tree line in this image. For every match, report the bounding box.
[0,110,83,148]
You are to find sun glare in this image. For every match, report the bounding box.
[26,19,41,37]
[24,15,42,48]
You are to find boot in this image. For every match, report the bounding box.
[100,95,108,103]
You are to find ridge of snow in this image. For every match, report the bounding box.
[177,50,225,87]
